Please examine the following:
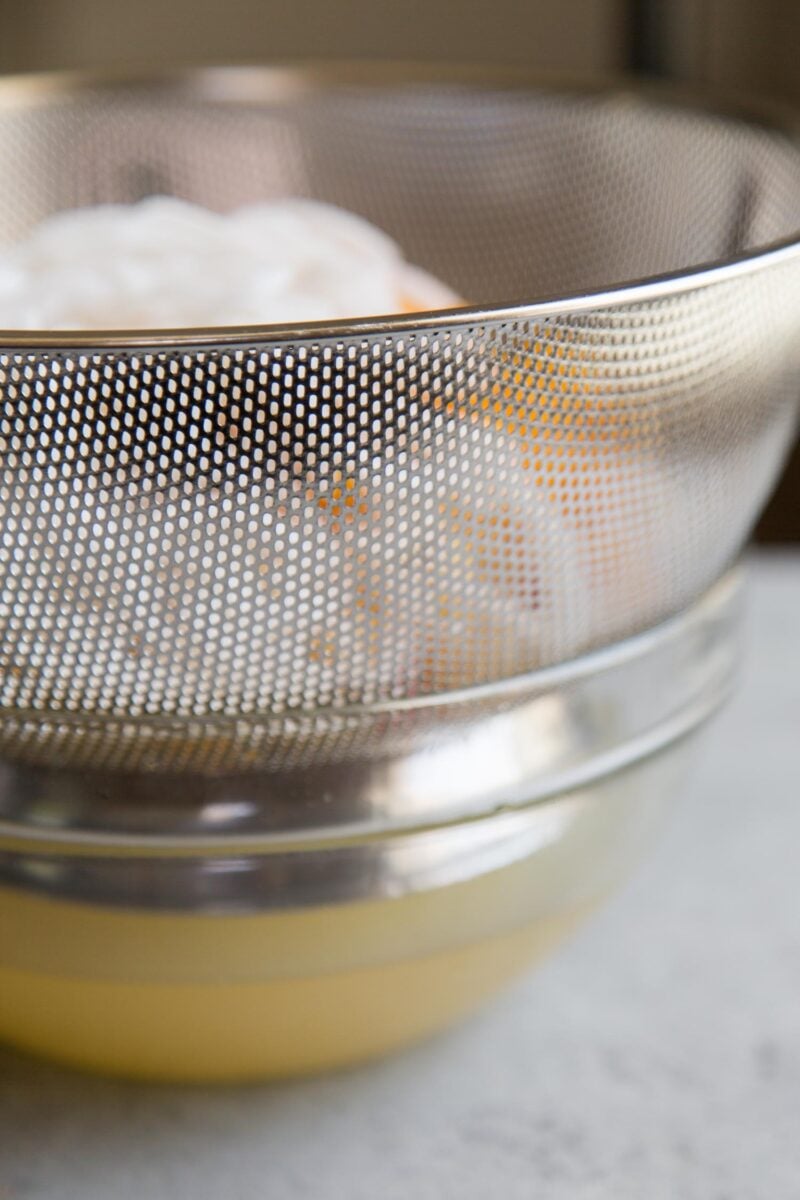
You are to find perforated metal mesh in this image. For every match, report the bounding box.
[0,73,799,771]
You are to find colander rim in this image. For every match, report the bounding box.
[0,569,740,859]
[0,61,798,351]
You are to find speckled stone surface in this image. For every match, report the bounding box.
[1,553,798,1199]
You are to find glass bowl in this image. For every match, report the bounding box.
[0,571,740,1080]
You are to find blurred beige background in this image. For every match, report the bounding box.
[1,0,624,75]
[1,0,798,99]
[0,0,798,538]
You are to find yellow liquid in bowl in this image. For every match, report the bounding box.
[0,754,681,1081]
[0,906,581,1081]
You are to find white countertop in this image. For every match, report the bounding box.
[1,552,798,1199]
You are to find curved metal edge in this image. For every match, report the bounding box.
[0,65,797,351]
[0,569,744,856]
[0,697,709,911]
[0,679,731,860]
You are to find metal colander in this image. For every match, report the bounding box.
[1,66,799,775]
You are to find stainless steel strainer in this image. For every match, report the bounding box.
[0,66,799,784]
